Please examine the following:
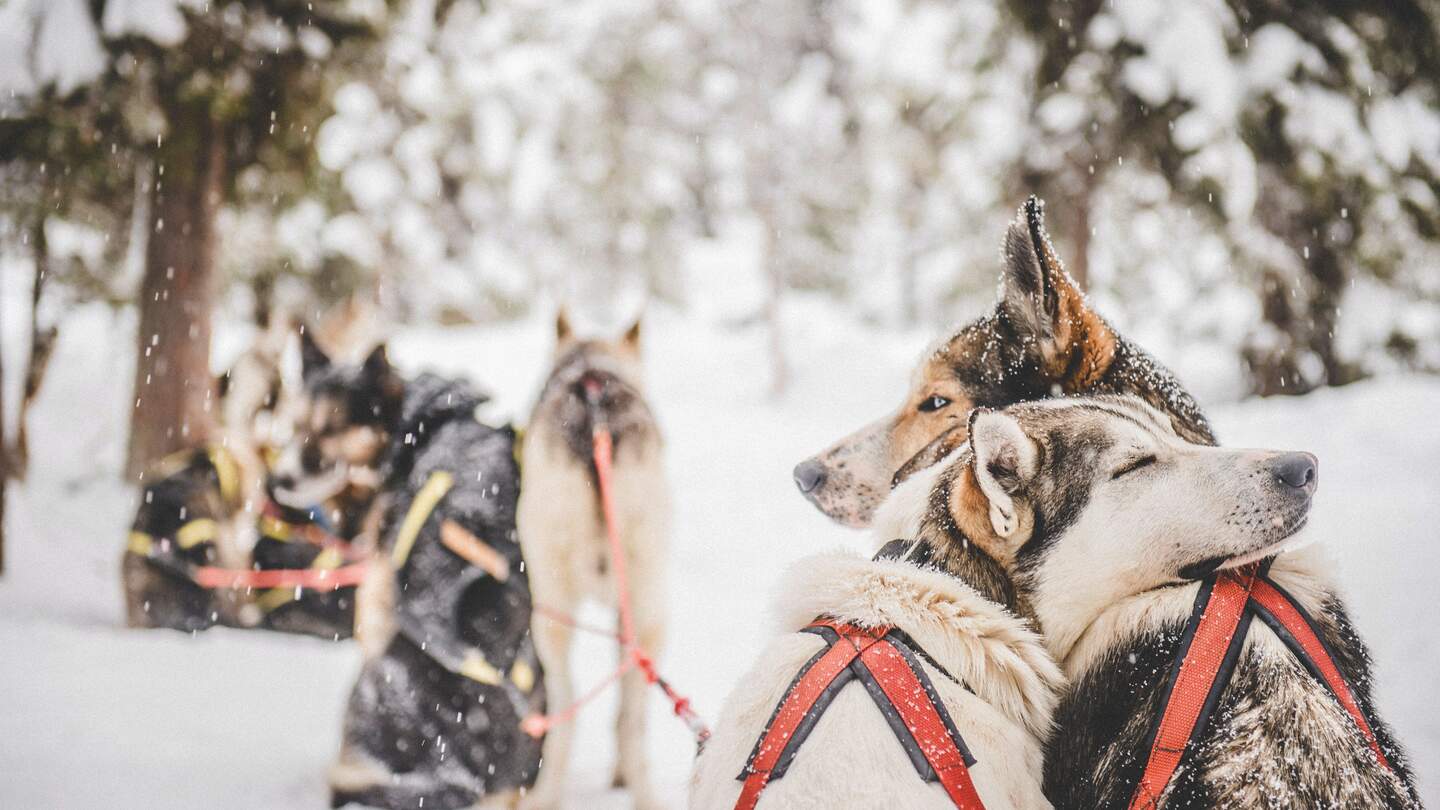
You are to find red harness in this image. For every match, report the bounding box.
[1129,563,1393,809]
[735,619,986,810]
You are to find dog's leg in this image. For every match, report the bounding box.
[613,541,667,809]
[518,585,575,810]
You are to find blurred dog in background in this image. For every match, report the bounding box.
[518,313,671,810]
[272,338,544,809]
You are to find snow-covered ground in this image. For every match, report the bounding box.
[2,302,1437,808]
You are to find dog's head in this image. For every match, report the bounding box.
[794,197,1215,528]
[268,329,404,509]
[218,314,292,455]
[880,395,1316,657]
[552,310,645,376]
[538,312,656,456]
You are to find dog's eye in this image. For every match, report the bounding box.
[1111,454,1157,479]
[918,395,951,413]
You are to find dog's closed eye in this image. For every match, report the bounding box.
[1111,454,1156,479]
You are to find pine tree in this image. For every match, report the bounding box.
[0,1,385,477]
[1007,0,1440,394]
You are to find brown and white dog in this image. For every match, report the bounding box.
[792,196,1214,527]
[518,314,672,810]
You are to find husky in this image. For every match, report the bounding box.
[792,196,1214,527]
[517,314,671,810]
[894,395,1417,808]
[121,320,287,631]
[271,337,544,809]
[121,444,258,631]
[691,409,1074,807]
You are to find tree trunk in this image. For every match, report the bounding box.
[125,102,225,478]
[1,250,8,576]
[13,218,58,481]
[761,221,788,398]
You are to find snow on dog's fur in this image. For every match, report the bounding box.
[939,395,1420,808]
[691,434,1065,807]
[518,314,671,810]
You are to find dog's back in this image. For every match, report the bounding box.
[691,553,1059,809]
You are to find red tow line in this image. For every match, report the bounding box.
[522,382,711,747]
[191,562,369,591]
[146,500,369,593]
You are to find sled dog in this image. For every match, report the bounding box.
[690,426,1067,807]
[793,196,1213,528]
[274,339,543,809]
[911,395,1417,808]
[517,314,671,810]
[121,444,258,630]
[121,321,286,631]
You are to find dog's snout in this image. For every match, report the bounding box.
[1269,452,1318,492]
[793,459,827,494]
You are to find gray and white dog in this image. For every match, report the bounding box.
[875,396,1418,809]
[518,314,671,810]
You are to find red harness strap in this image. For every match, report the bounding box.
[736,620,985,810]
[1130,564,1392,809]
[1128,566,1260,810]
[1248,578,1391,771]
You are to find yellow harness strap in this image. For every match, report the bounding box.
[256,546,348,613]
[127,518,216,556]
[127,531,154,556]
[176,518,219,549]
[259,513,295,541]
[390,471,455,568]
[206,445,242,509]
[510,658,537,692]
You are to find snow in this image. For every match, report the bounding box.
[35,0,107,96]
[101,0,188,49]
[2,298,1438,808]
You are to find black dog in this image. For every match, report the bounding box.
[122,445,249,631]
[273,341,544,809]
[248,498,361,639]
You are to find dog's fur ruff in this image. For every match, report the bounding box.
[690,551,1061,809]
[795,196,1214,528]
[517,316,671,810]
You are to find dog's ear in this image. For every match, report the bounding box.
[967,408,1038,541]
[362,344,405,407]
[299,325,330,381]
[620,317,641,353]
[556,310,574,345]
[999,196,1116,389]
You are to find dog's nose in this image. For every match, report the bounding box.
[1269,452,1318,491]
[793,459,827,494]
